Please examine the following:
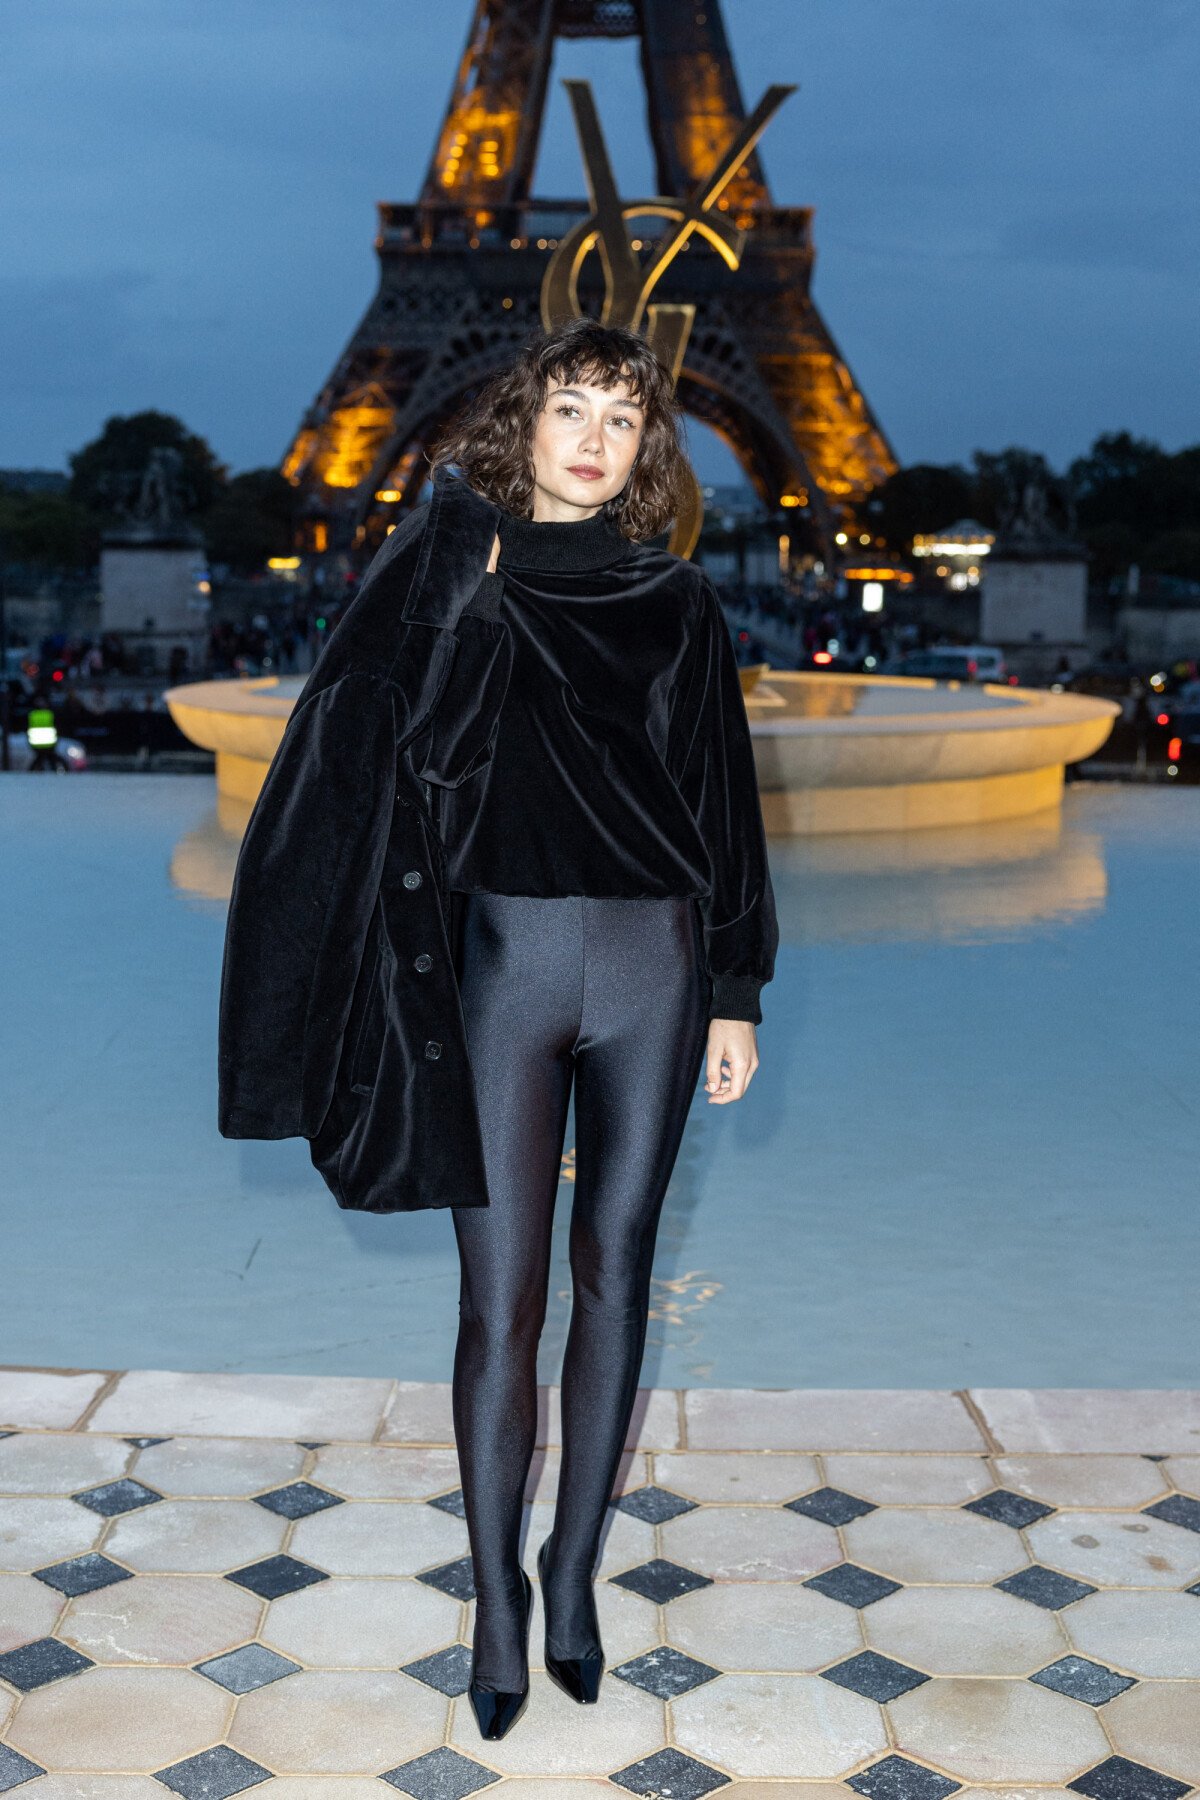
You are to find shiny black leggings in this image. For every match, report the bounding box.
[449,891,711,1687]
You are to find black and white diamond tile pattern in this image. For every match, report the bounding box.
[32,1550,134,1596]
[72,1476,163,1516]
[194,1642,301,1693]
[1067,1756,1193,1800]
[612,1644,720,1697]
[1142,1492,1200,1533]
[611,1746,731,1799]
[154,1743,271,1798]
[613,1483,698,1524]
[3,1452,1196,1797]
[251,1479,343,1519]
[994,1563,1097,1609]
[416,1554,476,1601]
[786,1484,877,1526]
[846,1754,962,1800]
[427,1486,467,1519]
[401,1640,473,1696]
[0,1744,46,1792]
[0,1637,93,1691]
[382,1744,501,1798]
[608,1557,713,1602]
[821,1648,929,1702]
[803,1561,902,1607]
[224,1553,330,1600]
[1029,1653,1136,1705]
[962,1486,1055,1528]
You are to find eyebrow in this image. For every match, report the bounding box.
[551,386,644,412]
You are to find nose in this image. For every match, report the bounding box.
[578,420,602,457]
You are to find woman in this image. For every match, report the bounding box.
[413,317,778,1738]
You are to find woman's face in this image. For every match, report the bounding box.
[529,371,645,521]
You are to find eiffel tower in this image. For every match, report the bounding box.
[282,0,896,564]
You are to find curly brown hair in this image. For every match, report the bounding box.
[426,317,693,542]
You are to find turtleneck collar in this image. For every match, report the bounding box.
[496,503,632,573]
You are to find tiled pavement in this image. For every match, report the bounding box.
[1,1369,1199,1795]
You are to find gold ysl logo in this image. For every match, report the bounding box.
[543,80,794,558]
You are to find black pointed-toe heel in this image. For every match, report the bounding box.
[467,1565,533,1740]
[537,1535,605,1704]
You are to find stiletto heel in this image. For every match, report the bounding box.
[467,1564,533,1739]
[537,1535,605,1704]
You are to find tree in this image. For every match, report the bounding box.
[865,462,975,551]
[202,469,296,574]
[68,411,228,521]
[0,492,103,570]
[970,447,1070,534]
[1067,432,1169,535]
[1142,529,1200,582]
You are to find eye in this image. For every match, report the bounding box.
[554,402,581,417]
[611,415,635,429]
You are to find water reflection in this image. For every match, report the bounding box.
[170,790,1107,946]
[170,792,253,902]
[748,677,1028,719]
[772,805,1107,944]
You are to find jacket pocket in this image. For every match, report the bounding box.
[416,615,513,789]
[348,932,392,1095]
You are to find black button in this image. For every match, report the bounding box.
[413,953,433,973]
[403,870,422,889]
[424,1039,442,1060]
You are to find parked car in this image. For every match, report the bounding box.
[793,650,867,674]
[1163,693,1200,782]
[5,732,88,771]
[877,644,1008,683]
[1052,663,1140,712]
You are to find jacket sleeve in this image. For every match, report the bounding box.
[217,670,398,1140]
[672,573,779,1025]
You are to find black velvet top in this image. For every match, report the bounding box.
[418,502,777,1023]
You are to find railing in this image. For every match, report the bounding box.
[376,199,813,252]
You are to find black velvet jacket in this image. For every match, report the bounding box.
[217,464,777,1213]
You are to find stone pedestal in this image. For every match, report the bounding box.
[981,557,1087,652]
[100,536,210,675]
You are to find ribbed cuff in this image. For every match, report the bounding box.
[708,974,765,1024]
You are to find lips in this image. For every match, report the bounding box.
[567,465,603,480]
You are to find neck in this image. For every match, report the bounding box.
[497,504,632,572]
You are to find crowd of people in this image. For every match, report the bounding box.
[712,578,914,668]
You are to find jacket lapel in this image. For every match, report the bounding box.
[400,465,501,629]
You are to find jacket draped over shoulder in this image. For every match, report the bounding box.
[217,465,776,1213]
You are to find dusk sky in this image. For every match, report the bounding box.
[3,0,1196,486]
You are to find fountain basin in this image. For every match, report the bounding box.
[165,669,1119,832]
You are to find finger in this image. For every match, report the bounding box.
[706,1054,736,1102]
[725,1057,752,1101]
[709,1050,759,1103]
[704,1039,729,1093]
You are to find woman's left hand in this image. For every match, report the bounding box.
[704,1018,760,1103]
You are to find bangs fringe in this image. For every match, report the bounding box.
[426,318,692,543]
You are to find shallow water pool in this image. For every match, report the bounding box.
[1,774,1195,1388]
